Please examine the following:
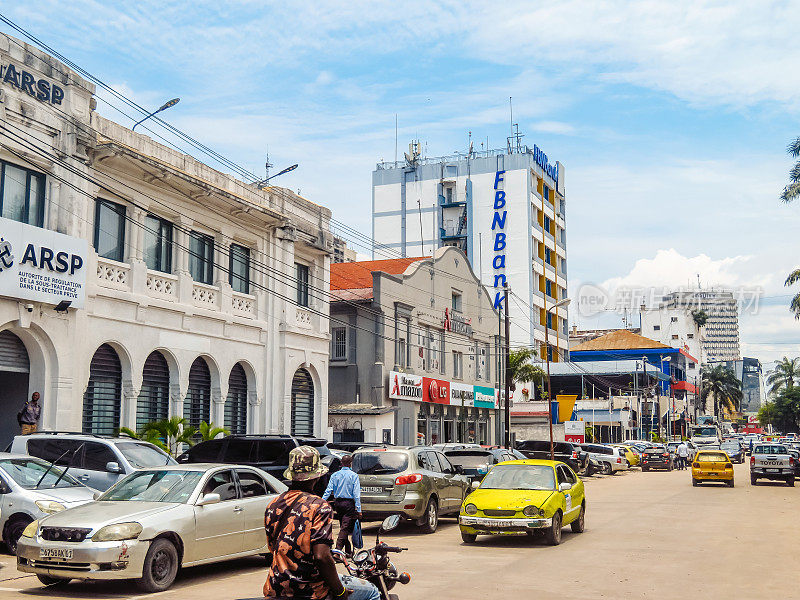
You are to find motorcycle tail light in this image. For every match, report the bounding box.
[395,473,423,485]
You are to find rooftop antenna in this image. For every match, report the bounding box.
[417,199,425,256]
[508,96,513,154]
[697,273,701,289]
[265,150,272,182]
[394,114,398,164]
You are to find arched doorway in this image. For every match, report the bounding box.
[225,363,247,435]
[137,351,170,430]
[83,343,122,435]
[184,357,211,431]
[290,368,314,436]
[0,330,30,443]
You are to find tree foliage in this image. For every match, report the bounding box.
[781,137,800,317]
[119,417,226,456]
[766,356,800,396]
[700,365,743,419]
[507,348,546,395]
[759,388,800,433]
[690,309,708,328]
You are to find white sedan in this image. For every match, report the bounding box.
[16,463,286,592]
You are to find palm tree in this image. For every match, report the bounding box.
[141,417,197,457]
[198,421,229,441]
[507,348,545,398]
[700,365,743,419]
[691,309,708,328]
[781,137,800,317]
[767,357,800,396]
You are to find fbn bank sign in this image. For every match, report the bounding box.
[491,170,508,310]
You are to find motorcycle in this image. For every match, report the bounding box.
[332,515,412,600]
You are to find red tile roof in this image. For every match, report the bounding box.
[330,257,426,293]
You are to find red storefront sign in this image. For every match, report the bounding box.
[565,434,585,444]
[423,377,450,405]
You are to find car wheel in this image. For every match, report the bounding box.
[3,516,32,555]
[570,504,585,533]
[750,475,758,486]
[692,478,698,487]
[727,479,734,488]
[602,462,612,475]
[36,575,71,587]
[667,463,673,472]
[545,511,562,545]
[787,476,795,487]
[460,531,477,544]
[137,538,179,592]
[642,466,649,472]
[420,498,439,534]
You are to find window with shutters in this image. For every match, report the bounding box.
[137,351,170,430]
[82,344,122,436]
[225,363,248,435]
[296,263,310,307]
[0,330,29,373]
[332,327,347,360]
[184,357,211,432]
[290,368,314,436]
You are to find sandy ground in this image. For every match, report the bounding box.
[0,461,797,600]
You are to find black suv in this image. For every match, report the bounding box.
[515,440,587,473]
[178,435,341,492]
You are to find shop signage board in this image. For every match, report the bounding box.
[388,371,423,401]
[389,371,499,409]
[564,420,585,444]
[450,382,474,407]
[423,377,449,405]
[0,216,87,309]
[475,385,496,409]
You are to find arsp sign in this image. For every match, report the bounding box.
[491,170,507,310]
[1,62,65,105]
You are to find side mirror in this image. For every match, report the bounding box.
[380,514,400,533]
[196,492,221,506]
[453,465,464,475]
[559,482,573,492]
[471,480,481,490]
[106,461,122,474]
[93,491,102,500]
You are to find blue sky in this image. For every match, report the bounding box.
[4,1,800,367]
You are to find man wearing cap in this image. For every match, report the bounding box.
[263,446,379,600]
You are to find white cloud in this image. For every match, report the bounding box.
[531,121,576,135]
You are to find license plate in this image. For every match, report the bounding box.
[40,548,73,560]
[490,520,514,527]
[767,468,779,473]
[362,486,384,493]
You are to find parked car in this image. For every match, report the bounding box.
[785,448,800,479]
[178,434,341,494]
[666,441,698,461]
[641,445,674,471]
[327,442,391,453]
[9,432,176,491]
[16,464,286,591]
[582,444,629,474]
[432,443,482,452]
[458,459,586,545]
[515,440,587,473]
[751,443,795,486]
[613,444,641,467]
[0,453,97,553]
[352,446,469,533]
[720,440,745,463]
[444,448,521,484]
[691,449,735,487]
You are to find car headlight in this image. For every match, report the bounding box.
[21,520,39,538]
[463,503,478,515]
[522,505,545,517]
[92,522,143,542]
[35,500,66,514]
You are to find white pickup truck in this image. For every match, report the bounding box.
[750,444,795,487]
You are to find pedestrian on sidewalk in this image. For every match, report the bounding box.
[676,441,689,470]
[322,454,362,555]
[18,392,41,435]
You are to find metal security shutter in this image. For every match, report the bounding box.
[0,330,29,372]
[225,363,247,435]
[137,351,170,430]
[290,369,314,436]
[82,344,122,436]
[184,357,211,431]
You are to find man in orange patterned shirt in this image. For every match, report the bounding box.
[264,446,379,600]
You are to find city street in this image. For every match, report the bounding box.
[0,462,797,599]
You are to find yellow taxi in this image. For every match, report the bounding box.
[458,459,585,546]
[614,444,641,467]
[692,449,735,487]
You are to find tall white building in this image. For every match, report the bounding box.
[660,290,740,363]
[372,143,568,359]
[640,308,704,367]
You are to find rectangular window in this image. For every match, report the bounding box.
[440,330,446,375]
[543,184,550,203]
[397,337,407,368]
[296,263,310,307]
[545,247,552,266]
[546,312,554,331]
[1,161,45,227]
[545,279,553,298]
[332,327,347,360]
[189,231,214,284]
[452,291,462,312]
[671,316,678,322]
[143,214,173,273]
[94,198,126,262]
[229,244,250,294]
[653,325,661,331]
[687,333,694,339]
[453,351,463,379]
[543,215,551,233]
[672,334,679,340]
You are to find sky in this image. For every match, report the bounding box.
[3,1,800,369]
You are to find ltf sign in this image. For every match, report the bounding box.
[564,420,584,444]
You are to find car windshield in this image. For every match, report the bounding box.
[693,427,717,437]
[697,452,728,462]
[721,443,739,451]
[116,442,175,468]
[0,458,82,489]
[479,464,555,491]
[99,470,203,503]
[352,451,409,475]
[755,445,788,454]
[445,452,492,468]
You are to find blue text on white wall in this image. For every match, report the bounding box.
[492,170,507,310]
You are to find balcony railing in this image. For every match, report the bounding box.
[146,271,178,300]
[96,258,131,291]
[192,282,220,309]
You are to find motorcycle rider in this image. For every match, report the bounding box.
[263,445,379,600]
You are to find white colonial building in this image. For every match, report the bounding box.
[0,33,333,445]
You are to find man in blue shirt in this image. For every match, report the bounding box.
[322,454,362,555]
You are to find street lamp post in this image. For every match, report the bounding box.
[132,98,180,131]
[254,164,299,188]
[544,297,571,461]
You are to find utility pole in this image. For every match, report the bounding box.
[504,286,511,449]
[642,357,648,440]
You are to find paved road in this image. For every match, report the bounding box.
[1,462,798,599]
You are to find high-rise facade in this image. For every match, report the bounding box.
[660,290,740,363]
[371,143,568,358]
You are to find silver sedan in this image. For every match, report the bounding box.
[16,463,287,592]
